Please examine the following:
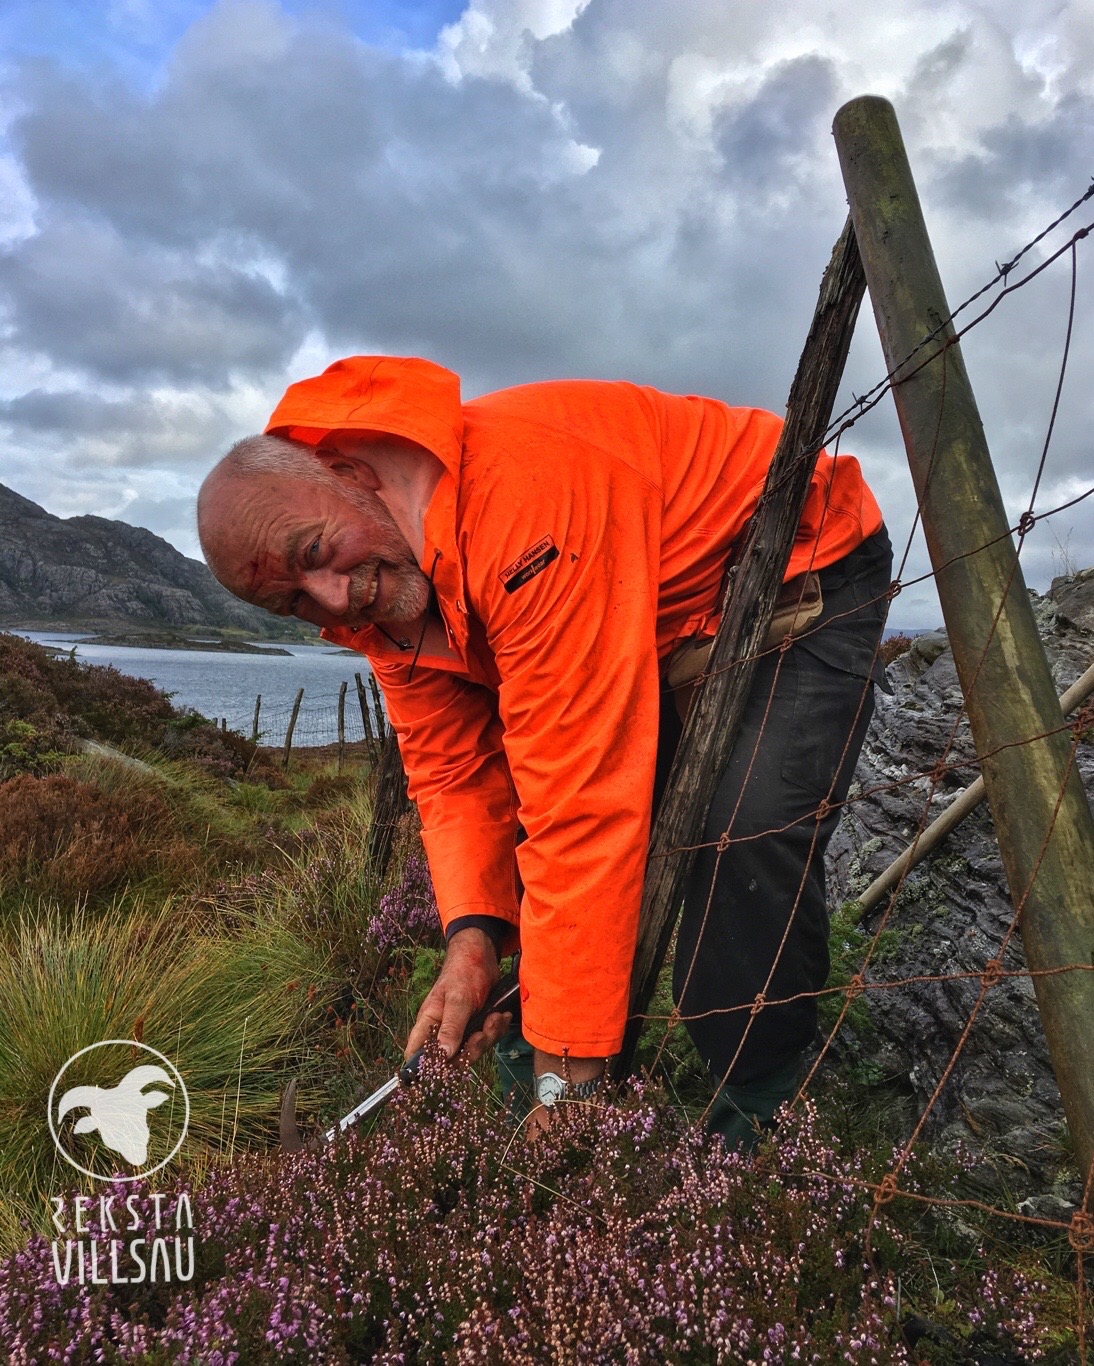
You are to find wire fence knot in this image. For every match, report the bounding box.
[887,579,902,600]
[1017,510,1037,536]
[876,1172,899,1206]
[1071,701,1094,740]
[749,992,768,1018]
[980,958,1004,989]
[1067,1209,1094,1254]
[716,831,732,853]
[814,798,832,823]
[845,973,866,1002]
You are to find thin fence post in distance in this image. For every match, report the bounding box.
[355,671,377,759]
[834,94,1094,1182]
[337,680,347,773]
[282,687,304,771]
[614,215,866,1079]
[251,694,261,744]
[368,673,387,742]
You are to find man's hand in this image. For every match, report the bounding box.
[404,927,511,1065]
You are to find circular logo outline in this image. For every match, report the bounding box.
[47,1039,190,1182]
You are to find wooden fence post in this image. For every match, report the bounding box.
[614,216,866,1078]
[251,694,262,744]
[337,680,347,773]
[355,671,377,759]
[367,730,412,880]
[282,687,304,771]
[834,94,1094,1183]
[368,674,387,742]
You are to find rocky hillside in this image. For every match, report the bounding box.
[827,568,1093,1211]
[0,482,302,638]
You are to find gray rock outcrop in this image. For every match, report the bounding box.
[827,569,1094,1207]
[0,481,295,637]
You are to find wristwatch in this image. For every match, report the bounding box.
[534,1071,602,1107]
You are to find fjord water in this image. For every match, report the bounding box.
[19,634,375,748]
[18,627,917,750]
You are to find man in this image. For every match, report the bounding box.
[198,354,891,1140]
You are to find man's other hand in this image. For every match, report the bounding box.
[404,927,510,1065]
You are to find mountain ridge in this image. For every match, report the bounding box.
[0,481,308,640]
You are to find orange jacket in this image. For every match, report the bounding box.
[267,356,883,1056]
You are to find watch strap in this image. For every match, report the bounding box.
[534,1071,602,1106]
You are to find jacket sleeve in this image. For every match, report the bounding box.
[466,448,663,1057]
[370,658,522,937]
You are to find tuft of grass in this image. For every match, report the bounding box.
[0,746,367,917]
[0,898,335,1253]
[632,951,711,1119]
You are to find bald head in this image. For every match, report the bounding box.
[197,432,432,629]
[198,435,340,578]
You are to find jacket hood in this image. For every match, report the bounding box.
[264,355,464,476]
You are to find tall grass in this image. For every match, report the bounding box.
[0,747,353,916]
[0,896,334,1253]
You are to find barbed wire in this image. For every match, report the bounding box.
[655,177,1094,1355]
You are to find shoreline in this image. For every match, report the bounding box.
[3,625,319,655]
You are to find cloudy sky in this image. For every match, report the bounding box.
[0,0,1091,627]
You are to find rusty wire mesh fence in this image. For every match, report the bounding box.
[633,180,1094,1355]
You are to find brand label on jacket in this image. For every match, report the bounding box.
[499,535,559,594]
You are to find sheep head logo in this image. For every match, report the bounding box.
[48,1041,189,1181]
[57,1064,174,1167]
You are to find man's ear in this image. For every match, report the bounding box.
[314,444,382,490]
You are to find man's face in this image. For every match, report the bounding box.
[210,473,431,631]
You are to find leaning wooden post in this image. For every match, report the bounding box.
[368,674,387,742]
[367,730,412,880]
[337,680,348,773]
[282,687,304,771]
[834,94,1094,1182]
[251,694,262,744]
[355,672,377,759]
[614,217,866,1078]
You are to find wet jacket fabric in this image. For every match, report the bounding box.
[266,356,884,1056]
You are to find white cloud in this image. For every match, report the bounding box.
[438,0,592,87]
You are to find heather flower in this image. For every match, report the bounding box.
[0,1060,1058,1361]
[367,855,441,950]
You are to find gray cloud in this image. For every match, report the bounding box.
[0,216,304,386]
[930,99,1094,223]
[713,56,838,191]
[0,0,1089,625]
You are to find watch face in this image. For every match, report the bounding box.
[534,1072,567,1106]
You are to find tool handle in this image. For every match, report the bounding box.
[398,963,522,1085]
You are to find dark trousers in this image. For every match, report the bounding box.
[658,529,893,1089]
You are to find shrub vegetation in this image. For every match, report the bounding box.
[0,1064,1069,1362]
[0,633,1086,1360]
